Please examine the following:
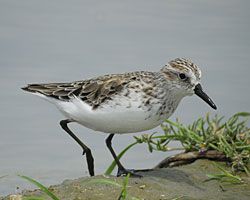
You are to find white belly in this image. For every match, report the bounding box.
[34,92,173,134]
[58,98,166,134]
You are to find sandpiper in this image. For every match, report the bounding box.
[22,58,217,177]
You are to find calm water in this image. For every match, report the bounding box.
[0,0,250,195]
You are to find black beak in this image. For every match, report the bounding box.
[194,84,217,110]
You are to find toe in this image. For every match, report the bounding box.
[117,169,142,178]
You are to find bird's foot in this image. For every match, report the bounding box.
[117,168,142,178]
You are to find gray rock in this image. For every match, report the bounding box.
[2,160,250,200]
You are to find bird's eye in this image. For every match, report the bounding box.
[179,73,187,80]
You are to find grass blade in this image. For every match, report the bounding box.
[233,112,250,117]
[206,163,243,184]
[105,142,137,175]
[18,175,59,200]
[118,173,130,200]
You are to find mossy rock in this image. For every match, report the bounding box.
[2,160,250,200]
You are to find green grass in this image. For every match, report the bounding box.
[86,175,141,200]
[105,142,138,175]
[106,112,250,176]
[118,173,130,200]
[206,163,244,184]
[18,175,59,200]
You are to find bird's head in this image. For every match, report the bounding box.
[161,58,217,110]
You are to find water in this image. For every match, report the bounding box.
[0,0,250,196]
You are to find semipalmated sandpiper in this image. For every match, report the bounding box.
[22,58,217,177]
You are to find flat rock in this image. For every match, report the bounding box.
[2,160,250,200]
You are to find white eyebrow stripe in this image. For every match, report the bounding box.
[167,58,202,80]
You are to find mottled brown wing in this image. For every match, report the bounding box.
[22,74,131,108]
[79,76,128,108]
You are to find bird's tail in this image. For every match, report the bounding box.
[21,82,81,101]
[22,84,50,94]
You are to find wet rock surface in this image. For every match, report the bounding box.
[2,160,250,200]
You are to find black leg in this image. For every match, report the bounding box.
[105,134,142,177]
[60,119,94,176]
[106,134,125,172]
